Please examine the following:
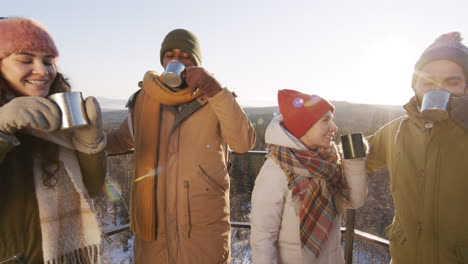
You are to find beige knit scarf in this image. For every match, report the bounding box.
[131,71,200,241]
[33,142,101,264]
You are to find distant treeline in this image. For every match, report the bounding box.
[101,101,405,197]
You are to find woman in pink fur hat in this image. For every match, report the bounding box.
[0,17,105,264]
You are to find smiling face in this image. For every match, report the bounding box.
[299,110,338,149]
[0,51,57,97]
[414,59,467,101]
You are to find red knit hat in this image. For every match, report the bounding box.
[0,17,59,59]
[278,89,335,138]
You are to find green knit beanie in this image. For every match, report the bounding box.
[160,29,202,66]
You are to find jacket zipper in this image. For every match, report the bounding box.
[184,180,192,238]
[154,168,158,240]
[433,139,441,262]
[418,127,431,263]
[426,125,441,262]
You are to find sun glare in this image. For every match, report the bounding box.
[353,37,416,105]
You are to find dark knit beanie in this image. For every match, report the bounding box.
[160,29,202,66]
[412,32,468,87]
[278,89,335,139]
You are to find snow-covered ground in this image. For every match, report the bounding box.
[102,233,134,264]
[100,228,389,264]
[96,176,389,263]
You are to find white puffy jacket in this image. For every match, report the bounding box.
[250,116,368,264]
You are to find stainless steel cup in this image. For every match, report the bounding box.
[420,89,451,122]
[163,60,186,88]
[341,133,366,159]
[48,92,89,129]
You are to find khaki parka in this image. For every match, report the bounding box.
[107,88,256,264]
[366,97,468,264]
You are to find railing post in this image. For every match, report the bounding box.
[344,209,356,264]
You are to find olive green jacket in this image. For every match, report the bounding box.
[366,97,468,264]
[0,132,106,264]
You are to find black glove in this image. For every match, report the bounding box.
[450,94,468,129]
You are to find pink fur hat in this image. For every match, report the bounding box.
[0,17,59,59]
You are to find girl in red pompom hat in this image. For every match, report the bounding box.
[251,89,368,264]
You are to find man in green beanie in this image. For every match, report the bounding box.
[106,29,256,264]
[366,32,468,263]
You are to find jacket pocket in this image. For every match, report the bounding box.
[0,254,24,264]
[385,218,408,262]
[385,219,407,244]
[198,165,226,194]
[184,180,192,238]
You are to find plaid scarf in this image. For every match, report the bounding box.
[268,143,349,257]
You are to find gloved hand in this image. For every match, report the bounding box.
[72,96,104,148]
[0,96,61,134]
[450,94,468,129]
[341,157,368,208]
[185,67,223,97]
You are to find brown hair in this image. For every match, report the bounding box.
[0,72,71,187]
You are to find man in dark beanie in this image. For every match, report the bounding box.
[366,32,468,264]
[106,29,256,264]
[159,28,202,67]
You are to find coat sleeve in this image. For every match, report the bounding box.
[77,151,107,198]
[250,159,288,264]
[105,115,135,154]
[208,88,256,153]
[365,118,400,172]
[342,158,368,208]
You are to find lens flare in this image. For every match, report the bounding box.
[304,95,321,107]
[105,181,122,202]
[134,168,158,182]
[292,97,304,108]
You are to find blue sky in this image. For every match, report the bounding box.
[3,0,468,107]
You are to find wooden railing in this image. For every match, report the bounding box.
[105,150,389,264]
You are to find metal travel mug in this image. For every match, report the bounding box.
[163,60,186,88]
[420,89,451,122]
[341,133,366,159]
[48,92,89,130]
